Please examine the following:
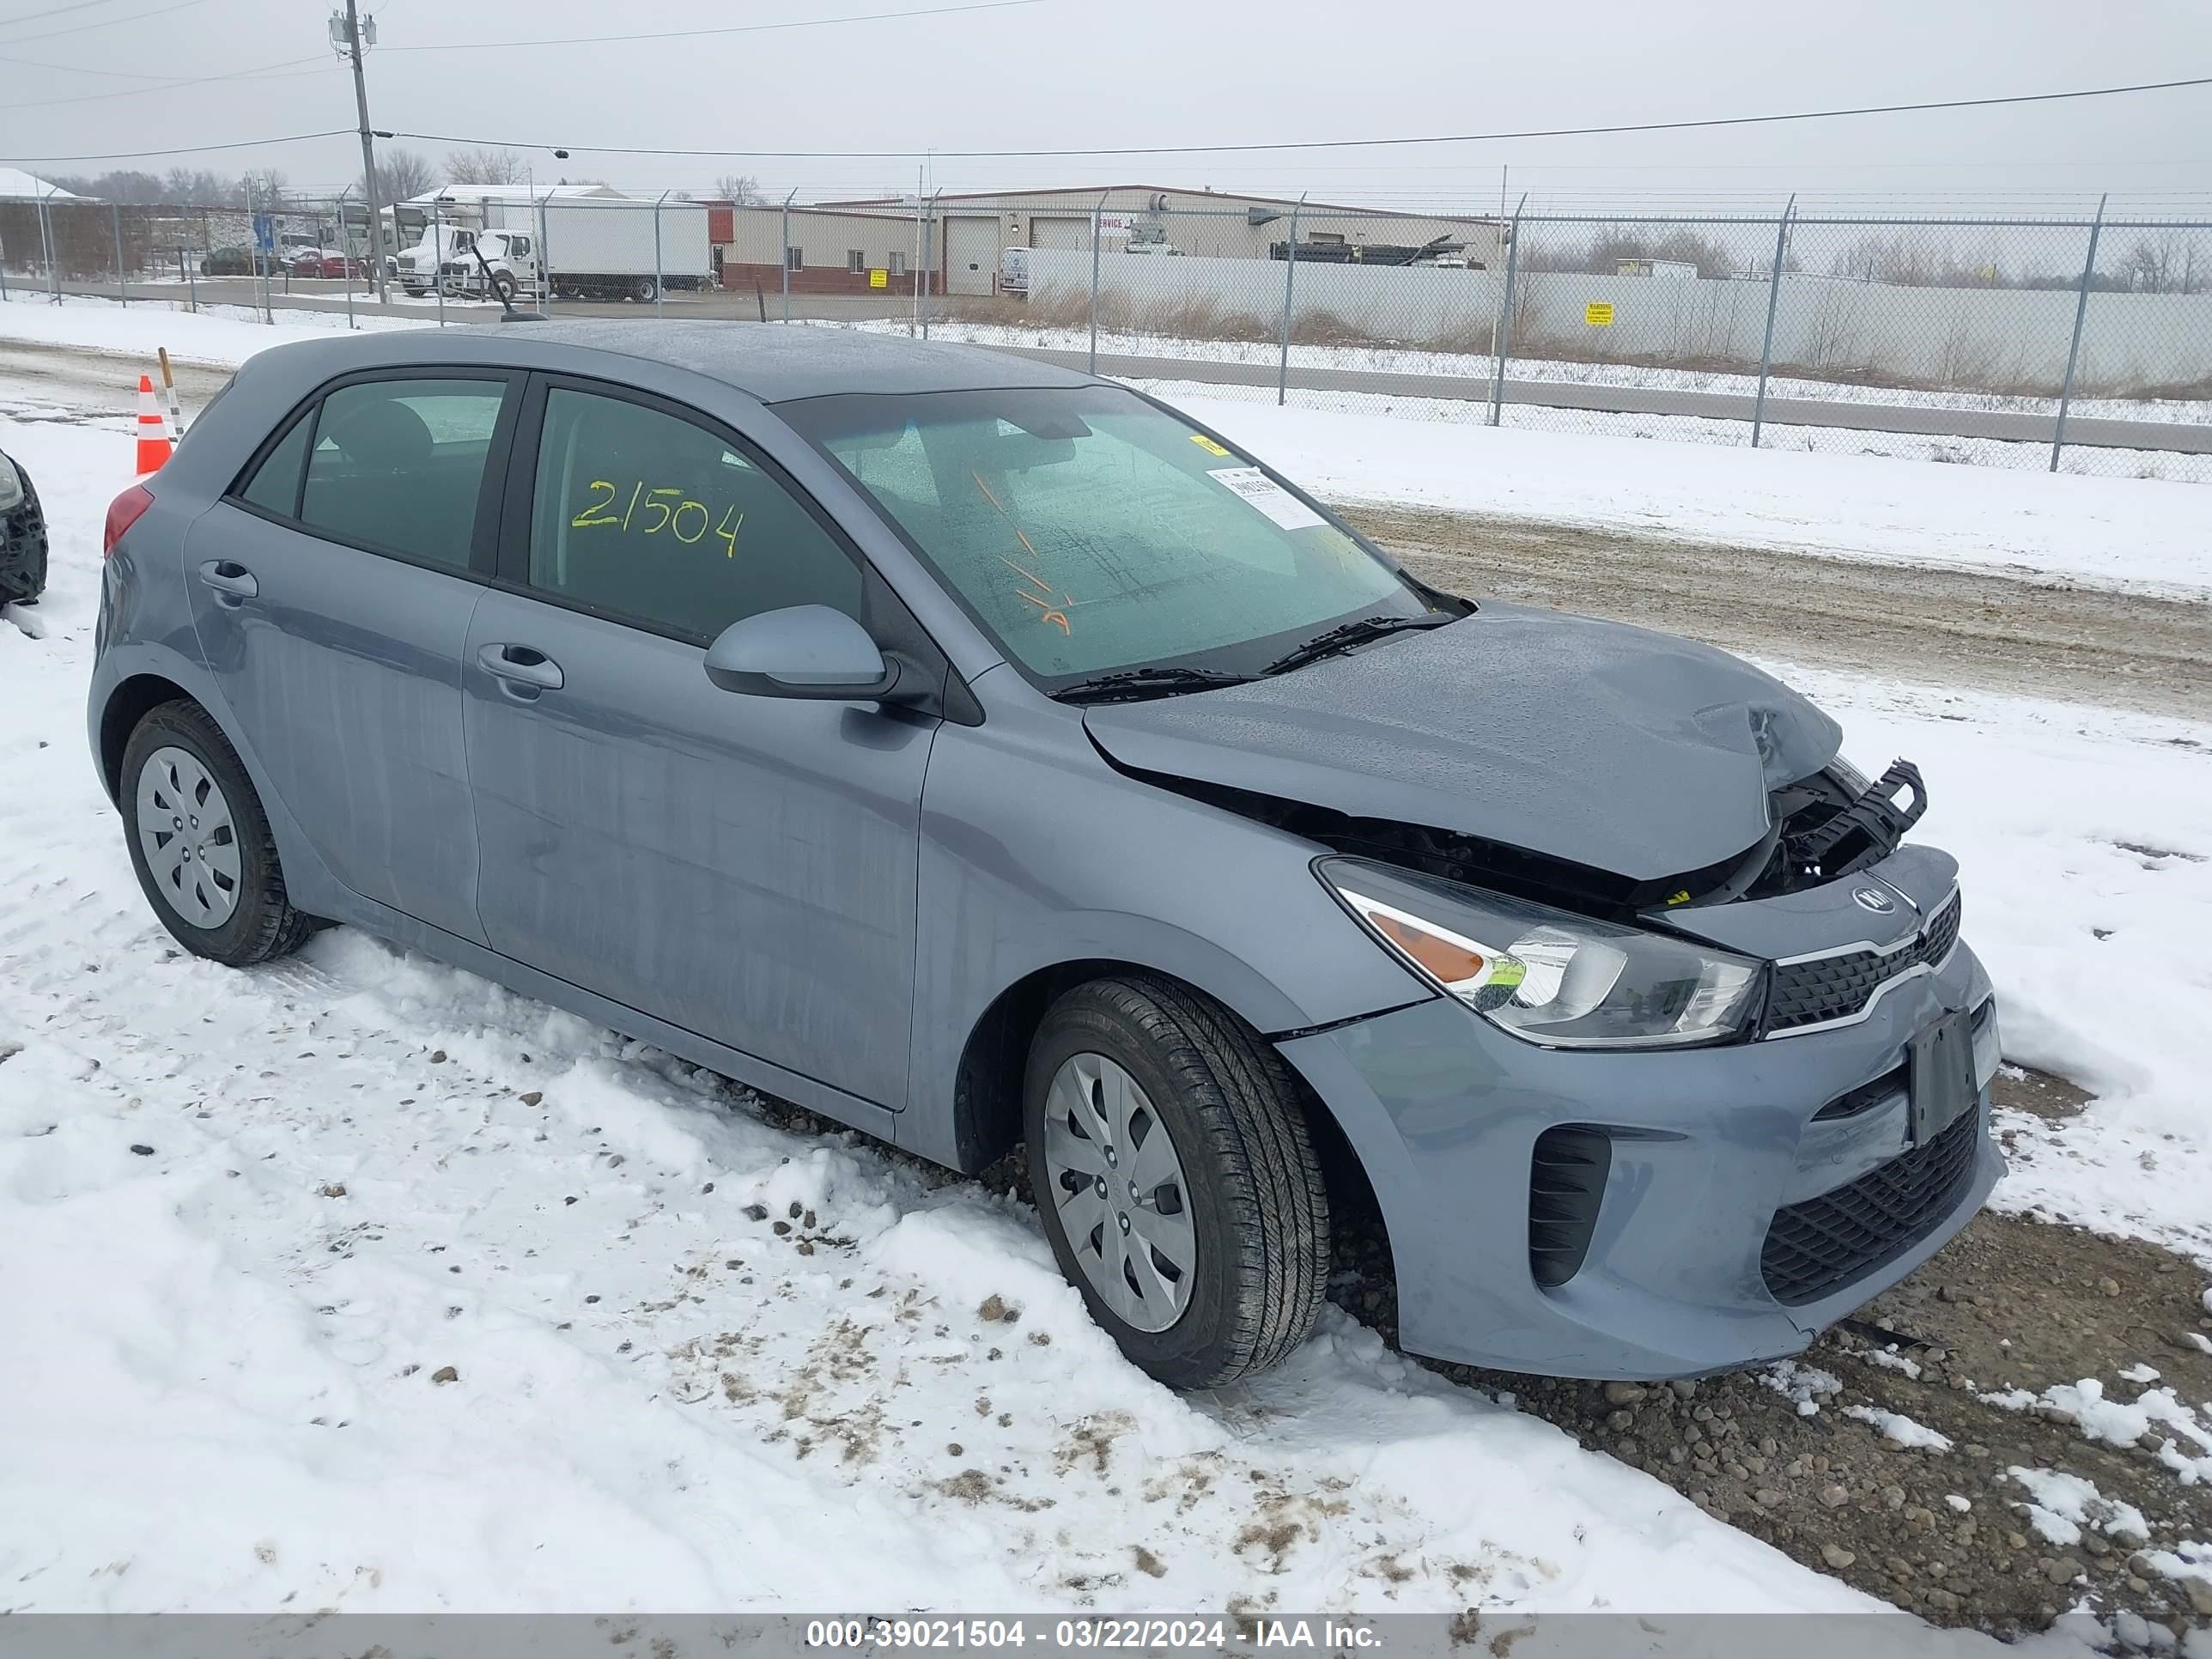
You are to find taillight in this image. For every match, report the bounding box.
[103,483,155,556]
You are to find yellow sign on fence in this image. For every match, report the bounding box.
[869,268,889,289]
[1584,301,1615,326]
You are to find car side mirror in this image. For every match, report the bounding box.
[703,605,901,701]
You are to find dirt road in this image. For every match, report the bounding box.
[1345,501,2212,722]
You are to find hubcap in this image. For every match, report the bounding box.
[136,745,241,928]
[1042,1052,1195,1333]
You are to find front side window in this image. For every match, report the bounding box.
[527,387,860,640]
[295,377,507,568]
[781,385,1432,684]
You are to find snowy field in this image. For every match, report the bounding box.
[2,306,2209,1634]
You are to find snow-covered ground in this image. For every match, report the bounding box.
[2,325,2206,1632]
[1142,376,2211,487]
[0,411,1898,1621]
[0,289,430,368]
[1169,392,2212,601]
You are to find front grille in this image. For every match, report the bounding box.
[1766,890,1962,1035]
[1528,1127,1610,1290]
[1760,1107,1980,1305]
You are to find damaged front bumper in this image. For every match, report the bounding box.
[1277,848,2002,1380]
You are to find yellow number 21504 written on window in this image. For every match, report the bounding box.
[571,480,746,558]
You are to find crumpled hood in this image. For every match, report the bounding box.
[1083,602,1842,882]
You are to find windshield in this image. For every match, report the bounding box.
[780,385,1441,688]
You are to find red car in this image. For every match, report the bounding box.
[289,249,367,280]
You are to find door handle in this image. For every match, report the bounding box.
[477,642,564,690]
[197,559,258,600]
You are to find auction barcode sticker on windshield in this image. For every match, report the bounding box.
[1206,466,1326,531]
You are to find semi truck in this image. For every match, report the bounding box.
[396,195,714,303]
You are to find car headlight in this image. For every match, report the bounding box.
[1317,858,1764,1048]
[0,456,21,514]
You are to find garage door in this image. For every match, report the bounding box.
[1030,216,1090,250]
[945,216,999,295]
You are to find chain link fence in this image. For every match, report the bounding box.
[6,190,2206,483]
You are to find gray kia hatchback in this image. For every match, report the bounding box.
[88,323,2001,1388]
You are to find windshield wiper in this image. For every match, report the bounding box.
[1261,612,1454,677]
[1054,665,1255,704]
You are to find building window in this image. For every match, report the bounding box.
[887,252,906,276]
[846,249,866,273]
[785,246,804,271]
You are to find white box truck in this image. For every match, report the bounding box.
[398,194,714,303]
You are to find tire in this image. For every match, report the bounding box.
[119,699,313,967]
[631,276,659,303]
[403,286,426,298]
[1024,975,1330,1389]
[490,271,518,304]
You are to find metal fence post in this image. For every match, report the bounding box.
[537,191,554,314]
[1276,193,1306,406]
[433,201,446,329]
[921,190,940,339]
[1750,197,1796,448]
[338,187,357,329]
[38,190,58,304]
[112,204,128,307]
[653,190,669,317]
[2051,193,2108,474]
[1488,194,1527,427]
[1088,191,1107,374]
[781,187,796,323]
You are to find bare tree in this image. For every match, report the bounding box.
[445,146,530,186]
[162,167,238,204]
[238,168,291,208]
[369,148,436,204]
[2123,231,2209,295]
[714,173,763,206]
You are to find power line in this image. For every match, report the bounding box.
[4,54,332,104]
[376,0,1049,53]
[0,0,198,45]
[0,129,352,163]
[0,0,130,28]
[388,71,2212,161]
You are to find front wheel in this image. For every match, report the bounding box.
[1024,975,1330,1389]
[120,700,313,966]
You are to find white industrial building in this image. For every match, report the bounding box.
[722,185,1509,297]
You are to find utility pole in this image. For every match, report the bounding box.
[334,3,387,302]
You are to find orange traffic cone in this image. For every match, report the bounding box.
[135,374,173,475]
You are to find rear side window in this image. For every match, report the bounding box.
[236,411,311,518]
[296,378,507,569]
[526,386,860,639]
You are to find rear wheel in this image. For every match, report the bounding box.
[631,276,659,303]
[1024,975,1330,1389]
[120,700,313,966]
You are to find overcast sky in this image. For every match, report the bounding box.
[3,0,2208,212]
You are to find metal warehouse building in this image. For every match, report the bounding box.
[720,186,1509,298]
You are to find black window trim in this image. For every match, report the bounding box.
[221,365,526,582]
[493,369,977,721]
